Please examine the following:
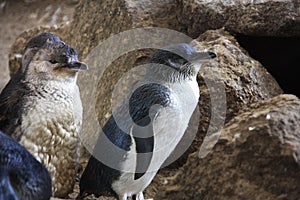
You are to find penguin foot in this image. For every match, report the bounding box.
[119,194,128,200]
[132,192,154,200]
[134,192,144,200]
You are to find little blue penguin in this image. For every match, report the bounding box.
[78,43,216,200]
[0,33,88,197]
[0,130,52,200]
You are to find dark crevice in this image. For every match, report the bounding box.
[235,35,299,98]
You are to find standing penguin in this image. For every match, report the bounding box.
[0,130,52,200]
[79,43,216,200]
[0,33,88,197]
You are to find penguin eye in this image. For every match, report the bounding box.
[49,59,58,64]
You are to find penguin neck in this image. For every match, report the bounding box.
[22,77,77,102]
[144,64,197,83]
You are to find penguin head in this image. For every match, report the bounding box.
[21,32,61,71]
[22,33,88,82]
[149,43,216,81]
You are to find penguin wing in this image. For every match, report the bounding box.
[0,75,27,138]
[0,132,21,200]
[131,115,157,180]
[79,113,134,197]
[129,83,171,180]
[79,83,171,196]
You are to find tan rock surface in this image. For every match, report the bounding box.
[167,28,283,168]
[157,94,300,199]
[179,0,300,38]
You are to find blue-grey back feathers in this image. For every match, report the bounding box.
[0,131,52,200]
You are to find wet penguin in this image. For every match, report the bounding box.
[0,33,88,197]
[0,130,52,200]
[79,43,216,200]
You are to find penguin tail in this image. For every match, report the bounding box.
[79,155,117,198]
[0,167,19,200]
[78,156,100,198]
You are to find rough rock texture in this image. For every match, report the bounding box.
[178,0,300,38]
[8,0,300,74]
[196,28,283,124]
[7,0,286,132]
[69,0,183,58]
[157,94,300,199]
[167,28,283,167]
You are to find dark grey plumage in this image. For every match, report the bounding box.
[0,32,88,197]
[0,130,52,200]
[79,43,216,200]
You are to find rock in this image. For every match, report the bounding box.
[69,0,183,58]
[196,28,283,122]
[179,0,300,38]
[166,28,283,168]
[8,0,299,73]
[157,94,300,199]
[7,0,285,134]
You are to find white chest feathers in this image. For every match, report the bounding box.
[113,78,200,196]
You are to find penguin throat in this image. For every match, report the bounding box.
[146,64,196,83]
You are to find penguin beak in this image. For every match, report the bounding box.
[191,51,217,62]
[65,61,88,71]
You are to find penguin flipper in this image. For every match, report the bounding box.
[0,75,27,138]
[128,83,171,180]
[79,115,132,197]
[132,115,156,180]
[0,168,19,200]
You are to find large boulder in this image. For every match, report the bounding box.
[167,28,283,167]
[157,94,300,199]
[179,0,300,38]
[7,1,295,199]
[69,0,183,58]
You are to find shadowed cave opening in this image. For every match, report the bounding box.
[235,35,299,98]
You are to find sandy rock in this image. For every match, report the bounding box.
[158,94,300,199]
[69,0,182,58]
[179,0,300,38]
[196,28,283,123]
[166,28,283,168]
